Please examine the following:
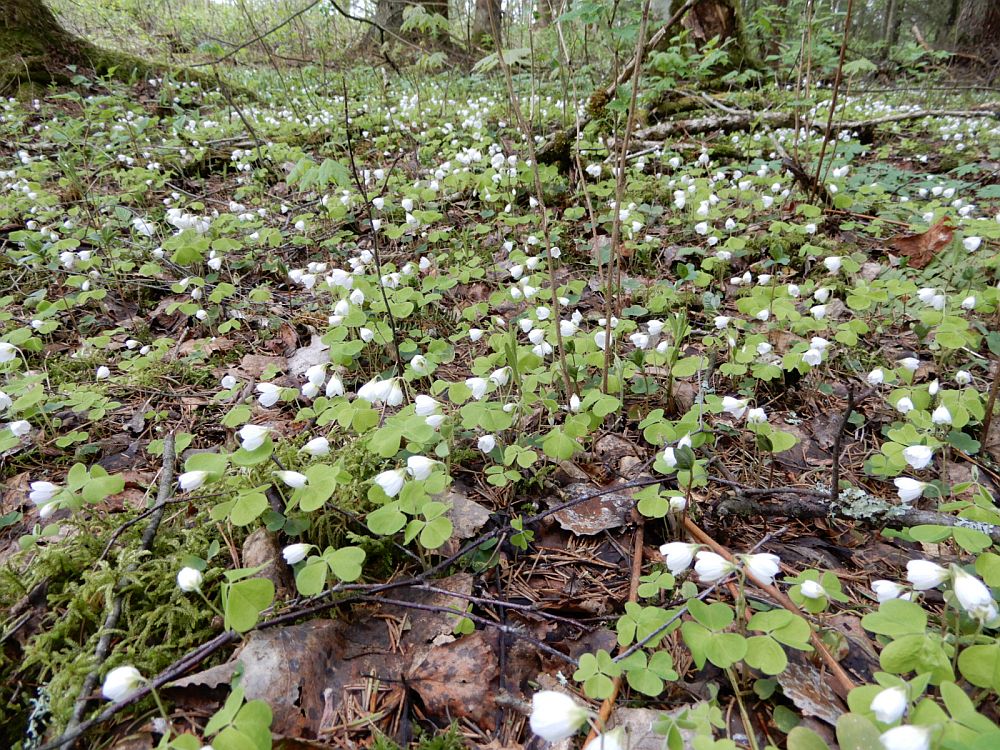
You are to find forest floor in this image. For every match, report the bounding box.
[2,56,1000,750]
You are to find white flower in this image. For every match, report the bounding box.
[810,305,827,320]
[630,332,650,350]
[906,559,948,590]
[275,470,308,488]
[746,407,767,424]
[594,330,609,350]
[7,420,31,437]
[872,580,907,603]
[528,690,589,742]
[961,296,976,311]
[756,308,770,322]
[301,382,320,400]
[931,405,952,426]
[662,446,678,468]
[744,553,781,585]
[414,394,440,416]
[282,543,311,565]
[176,567,203,592]
[102,666,144,702]
[694,551,736,583]
[799,580,827,599]
[469,328,483,342]
[238,424,269,452]
[304,364,327,387]
[893,478,926,503]
[721,396,748,418]
[410,355,430,375]
[256,382,281,408]
[358,377,403,406]
[466,377,488,400]
[963,236,982,252]
[714,315,730,329]
[425,414,446,429]
[803,348,823,366]
[29,481,60,505]
[951,565,998,622]
[220,375,237,390]
[694,221,709,235]
[896,397,914,414]
[325,374,344,398]
[301,436,330,456]
[583,729,626,750]
[898,357,920,372]
[867,368,885,386]
[756,342,772,356]
[880,725,930,750]
[870,686,908,724]
[823,256,842,273]
[0,342,17,362]
[489,367,510,387]
[178,470,209,492]
[406,455,437,481]
[373,468,406,497]
[928,379,939,397]
[813,287,831,303]
[669,495,687,512]
[660,542,698,573]
[955,370,972,385]
[477,434,497,453]
[0,390,10,411]
[902,445,934,470]
[810,336,830,351]
[568,394,581,412]
[96,366,111,380]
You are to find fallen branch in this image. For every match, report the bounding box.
[682,517,857,696]
[632,106,999,141]
[714,492,1000,545]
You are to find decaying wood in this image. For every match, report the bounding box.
[632,106,999,141]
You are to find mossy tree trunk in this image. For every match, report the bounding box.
[471,0,501,46]
[1,0,154,91]
[663,0,760,70]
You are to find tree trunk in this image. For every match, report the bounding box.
[662,0,760,70]
[372,0,449,35]
[955,0,1000,55]
[1,0,161,91]
[882,0,904,50]
[471,0,501,46]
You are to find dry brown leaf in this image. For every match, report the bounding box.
[407,631,499,730]
[546,483,634,536]
[776,660,844,724]
[889,216,953,269]
[176,337,235,357]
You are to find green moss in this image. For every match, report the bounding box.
[1,512,223,743]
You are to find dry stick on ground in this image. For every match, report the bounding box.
[681,517,857,696]
[583,516,646,746]
[61,434,176,744]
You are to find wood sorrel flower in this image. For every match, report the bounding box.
[102,666,144,702]
[528,690,589,742]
